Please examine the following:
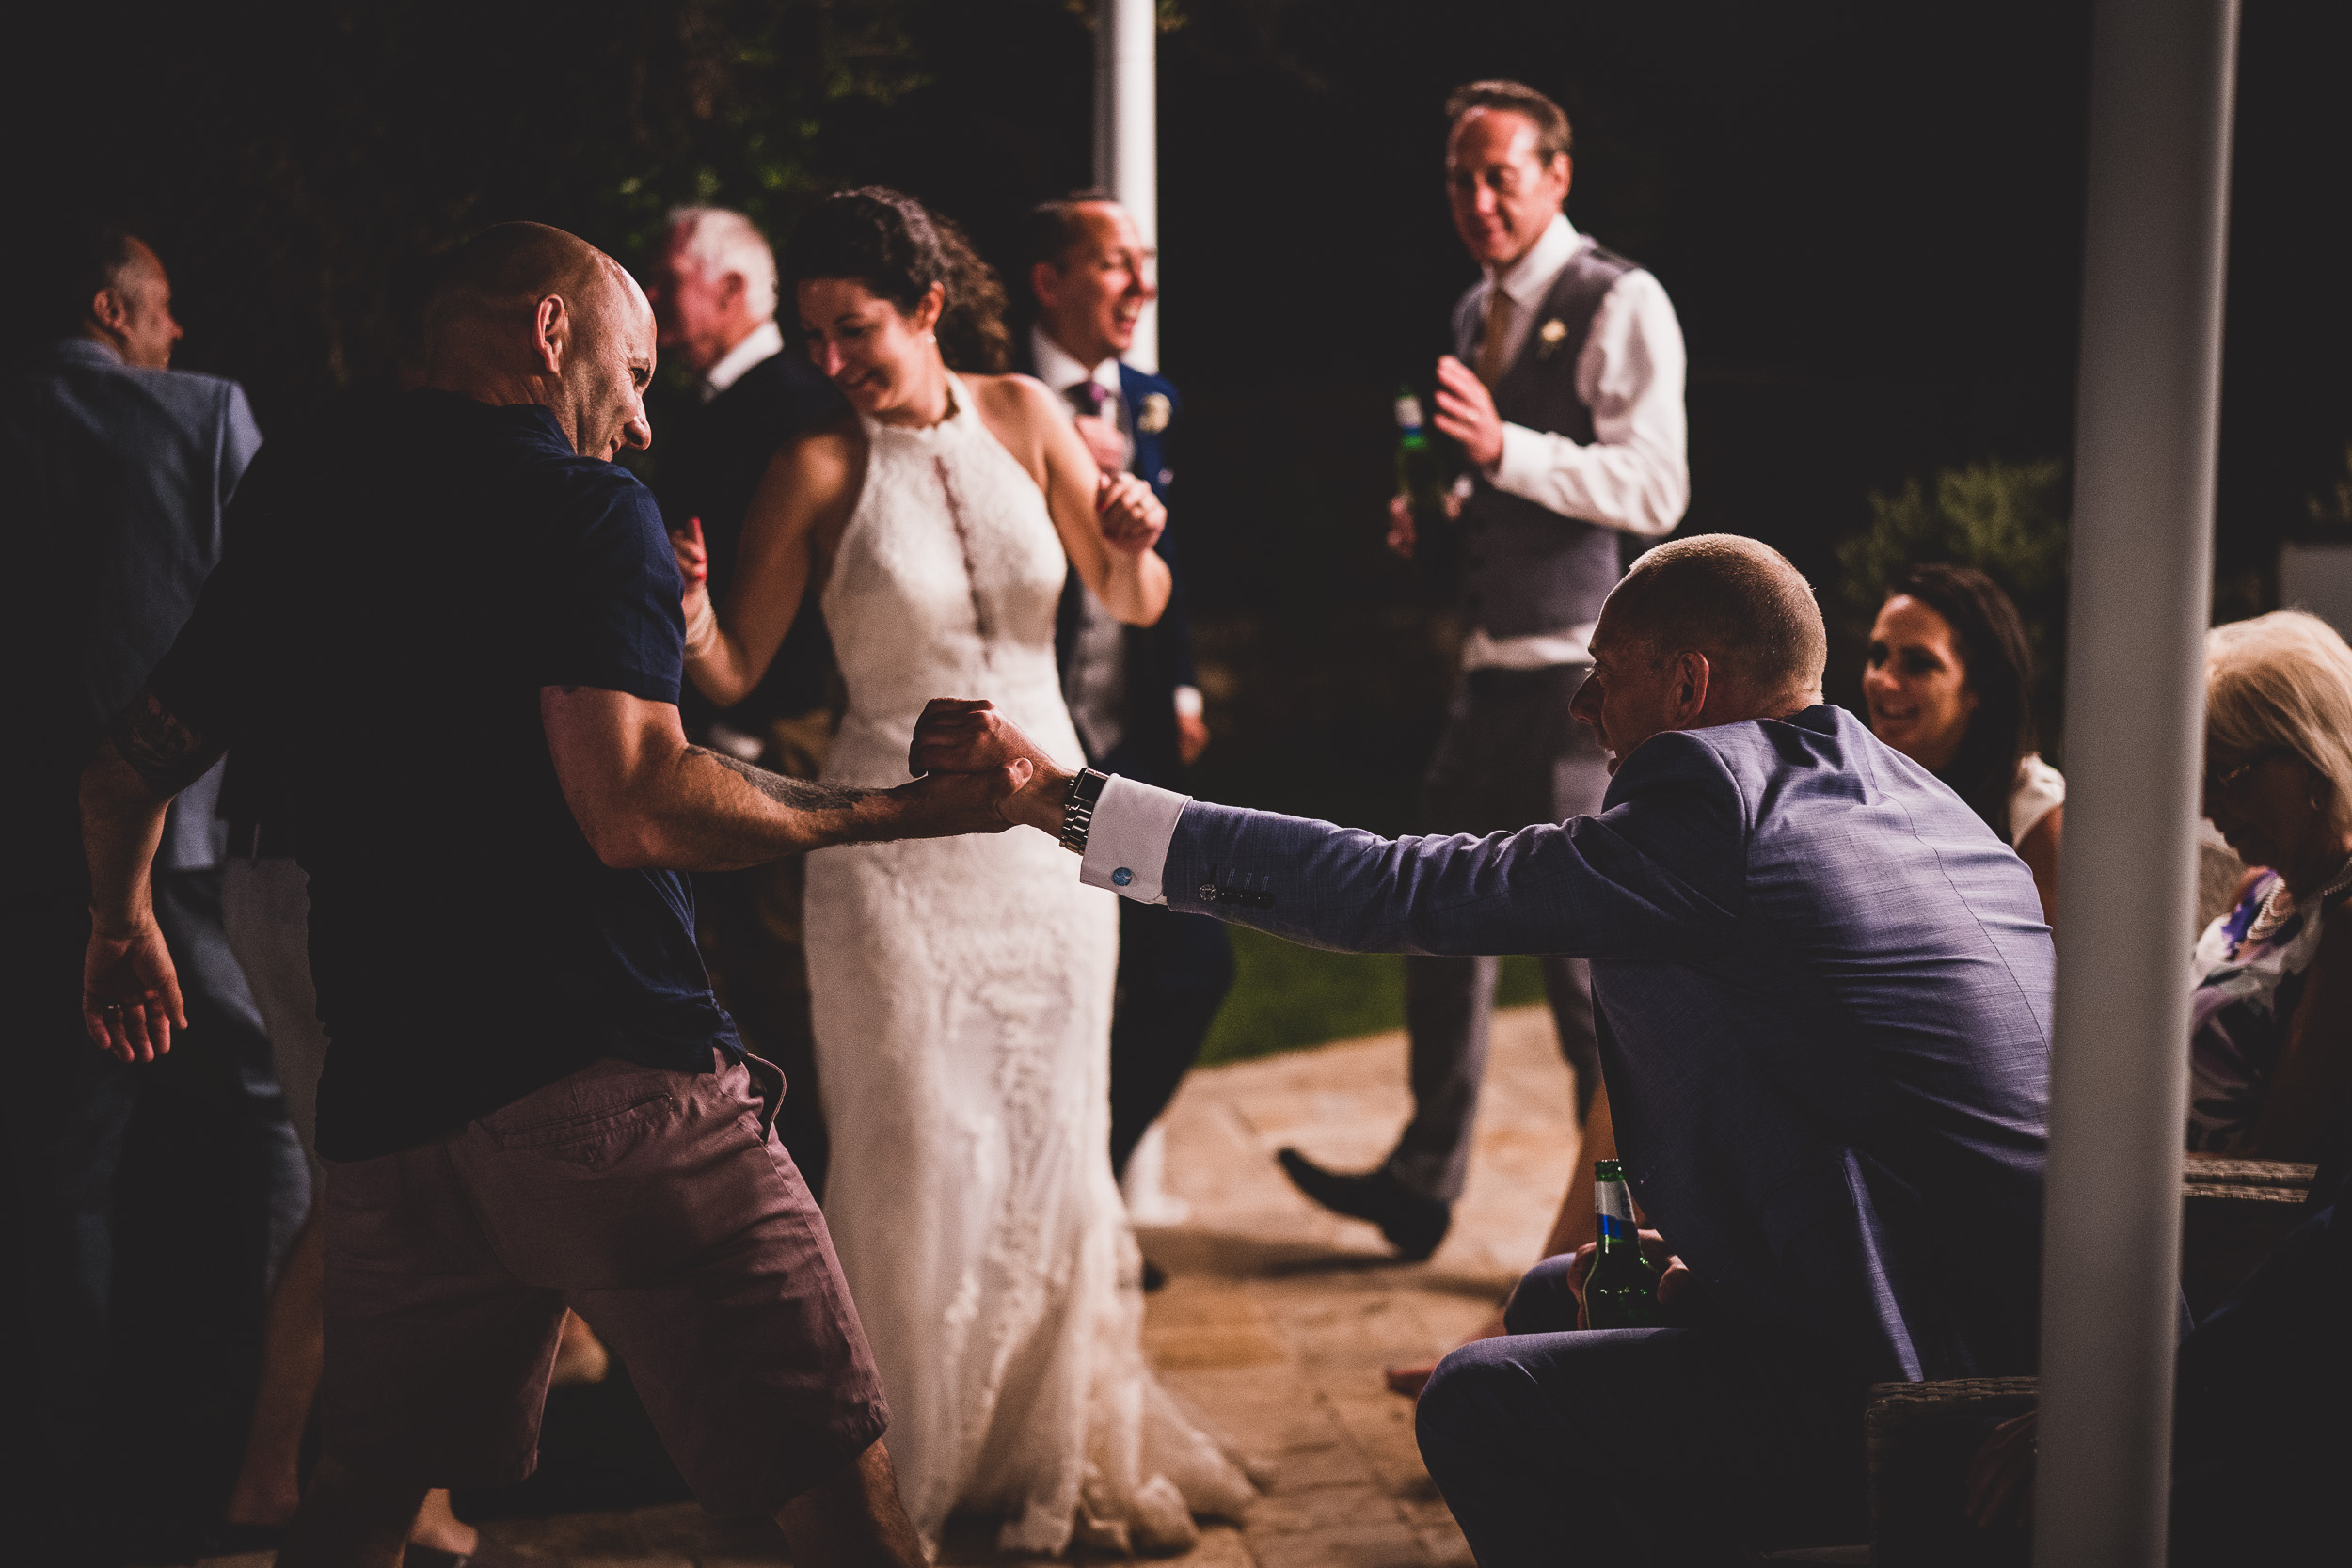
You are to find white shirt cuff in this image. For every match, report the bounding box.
[1172,685,1204,720]
[1079,774,1191,905]
[1488,420,1561,499]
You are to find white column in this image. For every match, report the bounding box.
[2035,3,2238,1564]
[1094,0,1180,1223]
[1094,0,1158,372]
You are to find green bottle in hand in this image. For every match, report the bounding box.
[1393,385,1449,523]
[1585,1159,1662,1329]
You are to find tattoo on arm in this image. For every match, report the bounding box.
[107,688,228,799]
[694,747,873,814]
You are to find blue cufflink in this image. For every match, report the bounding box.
[1111,867,1134,887]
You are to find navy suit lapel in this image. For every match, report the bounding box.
[1118,362,1169,499]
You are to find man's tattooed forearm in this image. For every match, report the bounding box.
[696,747,872,813]
[108,688,226,798]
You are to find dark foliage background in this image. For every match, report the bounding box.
[7,6,2351,1548]
[15,0,2346,832]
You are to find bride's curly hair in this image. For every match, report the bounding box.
[783,186,1011,373]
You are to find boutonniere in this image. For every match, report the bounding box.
[1536,318,1569,358]
[1136,392,1172,434]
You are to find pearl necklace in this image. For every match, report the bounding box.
[2246,854,2352,946]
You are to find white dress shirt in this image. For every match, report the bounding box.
[1076,774,1195,905]
[1030,325,1126,419]
[698,319,785,403]
[1459,213,1690,671]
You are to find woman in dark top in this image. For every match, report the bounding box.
[1863,562,2063,924]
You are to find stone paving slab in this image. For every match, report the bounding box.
[199,1006,1581,1567]
[1141,1005,1578,1568]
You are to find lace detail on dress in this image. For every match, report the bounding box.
[801,376,1254,1554]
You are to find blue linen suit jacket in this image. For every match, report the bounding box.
[8,337,262,894]
[1164,704,2052,1387]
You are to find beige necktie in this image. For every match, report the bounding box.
[1476,286,1513,388]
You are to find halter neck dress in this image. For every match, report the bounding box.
[801,375,1253,1554]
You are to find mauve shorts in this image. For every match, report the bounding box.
[319,1055,886,1513]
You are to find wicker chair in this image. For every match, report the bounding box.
[1781,1158,2318,1565]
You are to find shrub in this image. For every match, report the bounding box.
[1835,457,2071,755]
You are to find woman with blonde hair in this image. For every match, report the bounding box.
[2190,610,2352,1158]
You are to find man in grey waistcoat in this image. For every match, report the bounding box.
[1280,79,1690,1258]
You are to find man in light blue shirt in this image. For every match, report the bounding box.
[3,222,288,1564]
[911,534,2052,1560]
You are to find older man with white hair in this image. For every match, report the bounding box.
[644,205,848,1191]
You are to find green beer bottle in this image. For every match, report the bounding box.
[1584,1159,1661,1329]
[1393,384,1448,523]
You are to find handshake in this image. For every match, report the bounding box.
[899,699,1077,837]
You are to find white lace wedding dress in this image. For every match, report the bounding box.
[803,376,1254,1556]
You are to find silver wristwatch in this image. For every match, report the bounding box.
[1058,768,1112,854]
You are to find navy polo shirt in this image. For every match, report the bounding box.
[150,389,739,1160]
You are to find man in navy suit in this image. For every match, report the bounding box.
[911,534,2052,1561]
[1023,192,1233,1189]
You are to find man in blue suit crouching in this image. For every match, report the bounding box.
[910,533,2053,1563]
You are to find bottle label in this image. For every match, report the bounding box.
[1596,1174,1636,1239]
[1394,395,1424,430]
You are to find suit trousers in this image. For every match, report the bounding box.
[1,870,308,1563]
[1099,740,1236,1180]
[1108,895,1237,1179]
[1417,1254,1867,1566]
[1388,664,1611,1204]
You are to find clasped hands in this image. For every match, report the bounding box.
[1062,409,1163,553]
[1093,467,1163,555]
[906,699,1072,834]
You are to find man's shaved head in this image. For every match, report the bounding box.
[1610,535,1827,701]
[1571,534,1827,771]
[426,221,615,352]
[421,221,656,461]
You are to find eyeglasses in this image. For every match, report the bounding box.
[2205,749,2292,799]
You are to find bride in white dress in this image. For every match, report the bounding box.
[675,188,1253,1556]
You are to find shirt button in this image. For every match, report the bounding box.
[1112,867,1134,887]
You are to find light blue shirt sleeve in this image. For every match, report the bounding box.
[221,382,263,501]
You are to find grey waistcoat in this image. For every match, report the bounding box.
[1452,240,1638,641]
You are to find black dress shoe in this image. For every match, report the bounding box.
[1275,1148,1451,1260]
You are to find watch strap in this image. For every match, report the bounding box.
[1058,768,1112,854]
